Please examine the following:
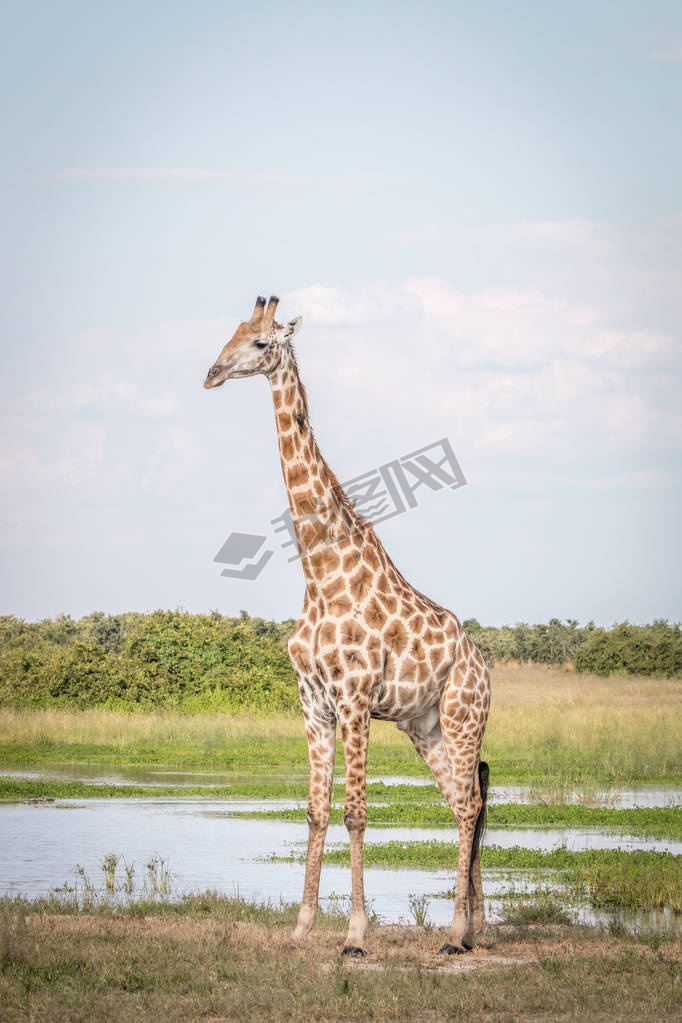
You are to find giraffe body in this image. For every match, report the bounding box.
[205,296,491,955]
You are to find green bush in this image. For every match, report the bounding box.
[463,617,596,667]
[0,610,298,711]
[0,611,679,712]
[574,620,682,677]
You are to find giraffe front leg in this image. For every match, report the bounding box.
[292,713,336,943]
[338,700,370,956]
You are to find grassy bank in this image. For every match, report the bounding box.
[1,666,681,786]
[0,777,434,804]
[0,895,680,1022]
[279,842,682,914]
[236,802,682,839]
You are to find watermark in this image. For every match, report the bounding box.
[213,437,466,581]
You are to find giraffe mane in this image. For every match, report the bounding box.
[289,340,369,528]
[288,341,309,418]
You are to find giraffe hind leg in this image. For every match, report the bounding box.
[437,665,489,952]
[461,760,488,948]
[403,709,486,952]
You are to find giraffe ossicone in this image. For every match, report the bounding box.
[204,295,491,955]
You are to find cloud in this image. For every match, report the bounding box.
[143,424,198,496]
[291,274,682,471]
[17,376,180,421]
[2,214,680,570]
[70,378,180,419]
[648,45,682,62]
[392,216,682,340]
[37,168,403,186]
[285,282,422,325]
[0,414,109,497]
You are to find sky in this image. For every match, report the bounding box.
[1,0,681,627]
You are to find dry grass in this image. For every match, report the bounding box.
[489,663,681,730]
[0,665,679,784]
[0,703,404,750]
[0,911,680,1022]
[0,705,304,746]
[482,664,681,784]
[1,664,678,746]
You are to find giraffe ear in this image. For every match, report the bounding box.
[283,316,302,340]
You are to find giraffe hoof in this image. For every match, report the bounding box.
[341,945,366,958]
[438,942,467,955]
[461,940,474,951]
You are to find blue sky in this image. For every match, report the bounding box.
[1,1,681,625]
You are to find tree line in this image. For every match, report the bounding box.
[0,611,679,712]
[462,618,682,678]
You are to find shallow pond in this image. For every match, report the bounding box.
[0,798,679,933]
[2,765,679,809]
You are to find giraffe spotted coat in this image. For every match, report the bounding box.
[205,296,491,956]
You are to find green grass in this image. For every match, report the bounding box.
[234,802,682,839]
[0,777,436,803]
[0,736,321,768]
[483,802,682,838]
[0,888,345,927]
[274,842,682,914]
[2,735,680,786]
[0,737,435,778]
[0,896,680,1022]
[0,777,311,801]
[498,894,573,926]
[2,665,681,787]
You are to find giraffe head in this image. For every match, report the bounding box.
[204,295,302,389]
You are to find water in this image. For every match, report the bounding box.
[374,778,682,810]
[486,784,682,810]
[3,765,679,808]
[0,765,311,788]
[0,798,679,932]
[0,798,446,922]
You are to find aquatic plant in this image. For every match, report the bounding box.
[144,855,173,895]
[526,780,620,808]
[100,853,118,891]
[407,892,431,927]
[122,857,135,893]
[279,842,682,915]
[499,891,572,926]
[72,864,98,910]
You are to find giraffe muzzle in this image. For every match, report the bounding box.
[204,363,229,389]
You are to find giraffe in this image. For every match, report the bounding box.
[204,295,491,956]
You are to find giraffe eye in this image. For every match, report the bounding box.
[253,339,268,349]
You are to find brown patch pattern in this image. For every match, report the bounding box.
[210,295,491,957]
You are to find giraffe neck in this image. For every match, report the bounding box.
[269,350,366,587]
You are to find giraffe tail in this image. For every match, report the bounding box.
[469,760,489,883]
